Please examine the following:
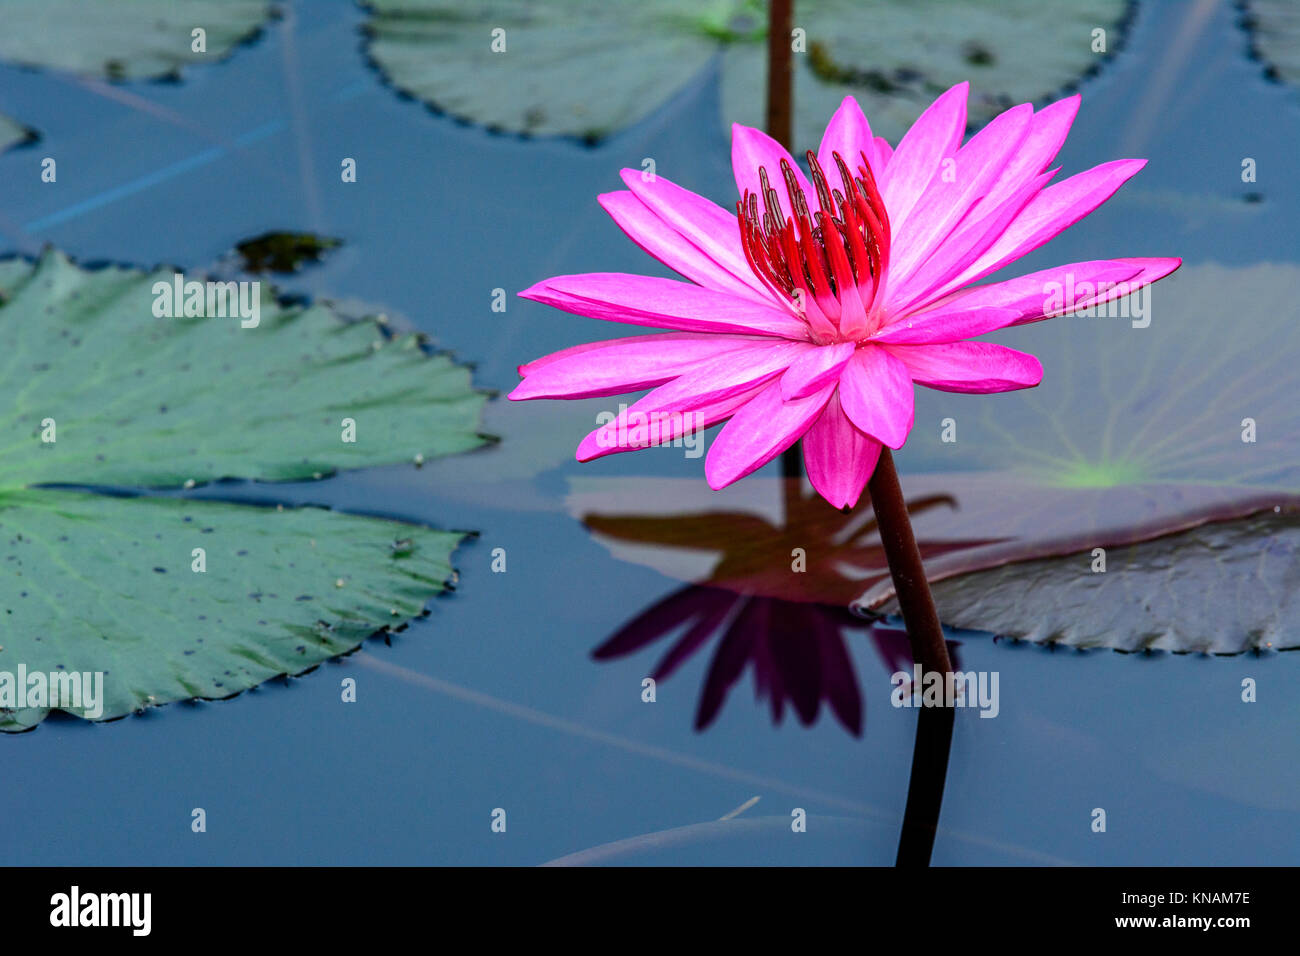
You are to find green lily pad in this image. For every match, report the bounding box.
[362,0,1127,146]
[0,490,463,732]
[1242,0,1300,85]
[0,250,487,730]
[0,0,275,80]
[0,249,484,488]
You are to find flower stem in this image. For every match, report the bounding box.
[766,0,800,483]
[766,0,794,147]
[867,449,951,674]
[867,448,954,866]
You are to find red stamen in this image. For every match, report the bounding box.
[735,150,893,337]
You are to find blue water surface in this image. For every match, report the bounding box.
[0,0,1296,866]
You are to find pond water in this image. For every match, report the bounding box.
[1,0,1296,865]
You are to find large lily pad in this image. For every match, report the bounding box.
[0,491,462,732]
[0,250,484,488]
[0,0,275,80]
[362,0,1128,146]
[0,250,487,730]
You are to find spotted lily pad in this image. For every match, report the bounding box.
[0,0,275,80]
[363,0,1127,146]
[0,250,487,730]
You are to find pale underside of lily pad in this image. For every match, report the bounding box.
[363,0,1130,147]
[0,250,487,730]
[880,506,1299,655]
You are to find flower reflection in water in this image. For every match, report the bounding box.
[586,481,996,733]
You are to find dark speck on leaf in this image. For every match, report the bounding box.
[963,41,995,65]
[153,567,166,573]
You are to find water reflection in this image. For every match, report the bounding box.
[584,481,990,734]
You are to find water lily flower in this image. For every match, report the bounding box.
[511,83,1181,508]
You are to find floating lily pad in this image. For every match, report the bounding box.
[902,262,1300,495]
[0,491,463,731]
[363,0,1127,146]
[1241,0,1300,85]
[0,0,275,80]
[899,505,1298,655]
[0,250,487,730]
[234,232,343,274]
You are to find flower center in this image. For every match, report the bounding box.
[736,149,891,344]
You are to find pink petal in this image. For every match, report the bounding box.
[873,136,893,170]
[941,158,1149,294]
[881,341,1043,393]
[817,96,881,183]
[878,82,969,237]
[869,306,1024,346]
[887,168,1056,315]
[802,393,882,510]
[520,273,808,338]
[510,332,769,400]
[578,383,766,462]
[903,96,1076,301]
[837,346,914,449]
[880,258,1182,350]
[780,341,856,401]
[977,95,1079,212]
[886,103,1034,300]
[598,191,772,304]
[704,379,835,489]
[731,123,814,210]
[873,258,1171,345]
[884,97,1079,312]
[576,341,810,460]
[618,169,777,303]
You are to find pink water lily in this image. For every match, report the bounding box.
[511,83,1181,509]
